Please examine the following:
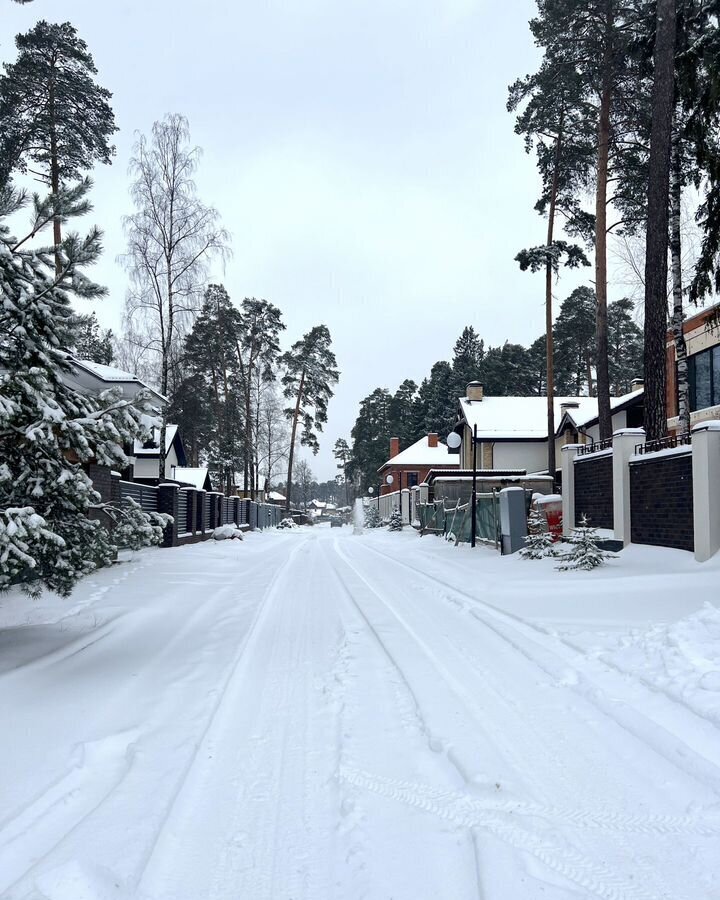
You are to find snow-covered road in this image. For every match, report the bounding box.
[1,526,719,899]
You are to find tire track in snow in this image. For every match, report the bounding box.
[139,535,341,900]
[339,765,720,836]
[2,538,304,899]
[328,539,684,900]
[319,539,486,900]
[339,766,659,900]
[356,539,720,794]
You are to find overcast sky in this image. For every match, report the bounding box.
[3,0,598,481]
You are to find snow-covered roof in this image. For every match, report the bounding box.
[68,356,167,405]
[459,389,643,440]
[75,360,139,382]
[379,435,460,470]
[134,424,179,456]
[268,490,286,501]
[174,467,210,490]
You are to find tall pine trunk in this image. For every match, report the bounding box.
[644,0,676,442]
[285,369,306,515]
[595,1,613,441]
[670,122,690,433]
[49,57,62,277]
[545,113,563,481]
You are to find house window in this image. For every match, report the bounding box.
[406,472,419,488]
[688,346,720,412]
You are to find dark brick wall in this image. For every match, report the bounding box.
[574,454,614,529]
[630,452,694,551]
[88,463,113,502]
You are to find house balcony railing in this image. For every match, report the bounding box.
[577,436,613,456]
[634,432,691,455]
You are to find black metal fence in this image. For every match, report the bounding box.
[117,479,285,547]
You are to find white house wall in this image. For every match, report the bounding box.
[492,440,547,473]
[134,457,159,480]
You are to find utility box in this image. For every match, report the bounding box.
[499,487,527,555]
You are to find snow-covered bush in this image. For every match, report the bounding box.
[212,524,244,541]
[364,505,381,528]
[520,508,556,560]
[387,507,403,532]
[556,515,615,571]
[105,498,170,551]
[0,183,160,597]
[277,517,297,530]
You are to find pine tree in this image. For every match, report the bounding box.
[282,325,340,514]
[364,504,381,529]
[520,508,557,559]
[387,507,403,532]
[556,515,615,571]
[178,284,244,491]
[70,311,114,365]
[607,298,643,394]
[0,182,159,597]
[553,287,597,396]
[0,21,117,270]
[350,387,393,492]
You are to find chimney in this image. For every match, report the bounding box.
[631,377,644,392]
[467,381,484,402]
[390,437,400,458]
[427,433,438,448]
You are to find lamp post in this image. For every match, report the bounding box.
[446,427,476,548]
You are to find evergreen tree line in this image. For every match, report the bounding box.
[346,286,642,492]
[0,14,339,599]
[510,0,720,477]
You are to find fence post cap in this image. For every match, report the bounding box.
[613,428,646,437]
[691,419,720,434]
[561,443,584,452]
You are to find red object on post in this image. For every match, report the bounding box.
[536,495,563,541]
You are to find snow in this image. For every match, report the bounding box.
[173,467,209,490]
[0,531,719,899]
[133,425,178,456]
[380,434,460,468]
[460,391,643,440]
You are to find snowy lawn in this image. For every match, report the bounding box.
[1,525,719,899]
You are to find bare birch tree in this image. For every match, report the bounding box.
[119,113,229,470]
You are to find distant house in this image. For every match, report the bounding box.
[267,490,286,505]
[61,356,167,500]
[377,433,460,494]
[173,467,213,491]
[63,357,166,411]
[236,474,267,502]
[133,424,188,484]
[454,381,644,477]
[666,302,720,432]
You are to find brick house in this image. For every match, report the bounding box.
[377,434,460,495]
[453,381,644,478]
[666,303,720,432]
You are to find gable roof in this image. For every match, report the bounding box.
[458,389,643,440]
[379,435,460,471]
[134,424,180,457]
[68,356,166,406]
[173,467,212,491]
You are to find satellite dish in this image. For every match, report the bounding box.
[446,431,462,450]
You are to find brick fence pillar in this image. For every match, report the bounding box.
[613,428,645,547]
[692,420,720,562]
[158,483,179,547]
[561,444,583,537]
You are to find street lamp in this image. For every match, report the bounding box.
[446,427,477,548]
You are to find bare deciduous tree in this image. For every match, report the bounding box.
[119,113,229,464]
